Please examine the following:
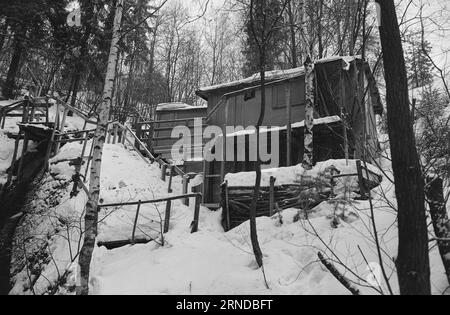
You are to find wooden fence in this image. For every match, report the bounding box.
[96,193,202,249]
[220,161,383,231]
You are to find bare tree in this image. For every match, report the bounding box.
[77,0,124,296]
[376,0,431,295]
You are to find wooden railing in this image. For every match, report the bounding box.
[0,97,51,129]
[105,122,198,206]
[96,193,202,249]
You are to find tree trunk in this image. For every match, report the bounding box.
[303,55,314,170]
[3,29,25,99]
[376,0,431,295]
[77,0,124,296]
[248,0,265,270]
[0,20,8,56]
[300,0,314,170]
[426,177,450,286]
[287,0,297,68]
[317,0,324,59]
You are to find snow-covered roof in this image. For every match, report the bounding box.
[218,116,342,139]
[156,102,207,112]
[197,56,361,100]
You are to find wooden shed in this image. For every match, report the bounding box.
[196,56,384,207]
[142,102,207,173]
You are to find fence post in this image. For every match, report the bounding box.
[167,165,175,193]
[182,175,190,206]
[269,176,276,216]
[7,134,21,184]
[55,108,67,155]
[148,121,155,152]
[222,181,231,231]
[161,164,167,182]
[113,124,118,144]
[191,194,202,233]
[135,123,142,149]
[17,132,29,181]
[121,127,127,145]
[164,200,172,233]
[107,124,112,144]
[356,160,369,199]
[84,140,95,181]
[45,97,49,125]
[131,200,142,244]
[22,98,30,124]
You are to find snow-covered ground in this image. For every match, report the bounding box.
[8,136,449,295]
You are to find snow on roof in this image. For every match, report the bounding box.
[197,56,361,99]
[219,116,342,139]
[156,102,207,112]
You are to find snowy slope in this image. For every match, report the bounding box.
[9,139,449,295]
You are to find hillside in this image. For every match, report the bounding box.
[7,138,449,295]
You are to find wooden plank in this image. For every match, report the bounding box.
[97,238,153,250]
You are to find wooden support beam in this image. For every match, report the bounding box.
[285,83,292,166]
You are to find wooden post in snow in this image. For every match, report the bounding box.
[77,0,124,296]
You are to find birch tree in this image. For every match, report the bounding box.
[300,0,314,170]
[77,0,124,296]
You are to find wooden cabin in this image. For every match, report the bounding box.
[146,102,207,173]
[196,56,384,207]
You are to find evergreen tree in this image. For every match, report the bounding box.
[242,0,287,77]
[0,0,49,98]
[405,35,434,88]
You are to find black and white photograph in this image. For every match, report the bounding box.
[0,0,449,299]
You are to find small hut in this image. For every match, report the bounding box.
[150,102,207,172]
